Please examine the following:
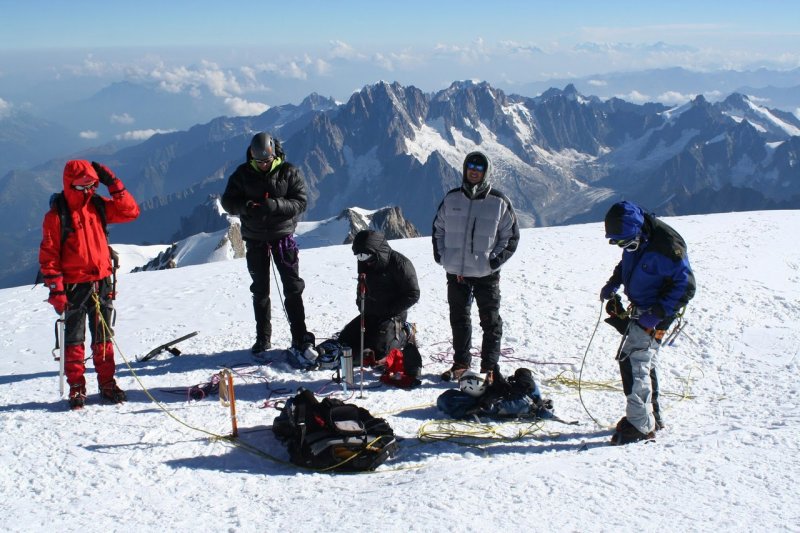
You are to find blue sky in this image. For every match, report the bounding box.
[2,0,798,49]
[1,0,799,127]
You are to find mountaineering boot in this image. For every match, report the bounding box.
[654,410,665,431]
[251,337,271,354]
[68,385,87,410]
[440,362,470,382]
[610,417,655,445]
[100,380,127,404]
[291,331,316,351]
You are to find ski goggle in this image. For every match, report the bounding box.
[466,162,485,172]
[254,157,274,165]
[356,253,374,262]
[609,236,641,252]
[72,182,98,191]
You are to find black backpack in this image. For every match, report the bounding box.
[51,191,108,243]
[272,389,398,472]
[35,192,118,286]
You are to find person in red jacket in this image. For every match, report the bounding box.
[39,160,140,410]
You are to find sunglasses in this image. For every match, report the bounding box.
[356,253,374,262]
[466,162,485,172]
[609,236,641,252]
[254,158,274,165]
[72,183,98,191]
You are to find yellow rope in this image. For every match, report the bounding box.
[416,418,552,448]
[90,294,409,473]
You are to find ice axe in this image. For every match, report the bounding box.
[52,313,66,398]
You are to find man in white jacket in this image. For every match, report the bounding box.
[432,151,520,384]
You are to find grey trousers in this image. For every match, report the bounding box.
[618,324,659,434]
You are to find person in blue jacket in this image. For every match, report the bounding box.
[600,201,695,445]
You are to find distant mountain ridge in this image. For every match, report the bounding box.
[1,80,798,287]
[133,201,419,272]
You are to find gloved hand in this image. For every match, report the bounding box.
[637,312,661,330]
[46,277,67,314]
[605,294,626,317]
[263,198,277,215]
[245,199,277,217]
[599,282,618,300]
[91,161,117,187]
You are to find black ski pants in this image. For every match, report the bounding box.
[245,237,307,347]
[446,272,502,373]
[64,277,115,345]
[337,313,408,364]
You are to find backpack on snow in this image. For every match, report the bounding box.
[437,368,555,420]
[271,388,398,471]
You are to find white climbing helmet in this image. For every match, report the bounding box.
[458,370,488,397]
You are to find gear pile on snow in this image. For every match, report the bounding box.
[271,388,397,471]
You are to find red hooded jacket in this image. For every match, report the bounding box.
[39,160,140,284]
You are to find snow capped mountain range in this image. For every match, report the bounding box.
[1,80,798,288]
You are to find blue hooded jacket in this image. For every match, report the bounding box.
[604,201,696,319]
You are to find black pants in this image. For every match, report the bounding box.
[64,278,115,345]
[338,314,408,364]
[246,238,307,346]
[446,272,502,373]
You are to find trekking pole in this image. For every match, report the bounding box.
[358,273,366,399]
[52,313,66,398]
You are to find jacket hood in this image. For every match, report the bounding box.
[352,230,392,269]
[62,160,99,209]
[604,201,645,240]
[461,151,491,199]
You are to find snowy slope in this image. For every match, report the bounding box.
[1,211,799,532]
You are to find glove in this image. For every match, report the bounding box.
[605,294,626,317]
[46,276,67,314]
[245,199,276,217]
[263,198,277,214]
[91,161,117,187]
[637,312,661,330]
[600,282,618,300]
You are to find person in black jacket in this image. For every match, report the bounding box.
[221,132,313,353]
[336,230,420,370]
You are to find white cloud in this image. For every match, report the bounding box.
[314,58,332,76]
[617,90,650,104]
[587,79,607,87]
[110,112,135,124]
[254,58,313,80]
[284,61,309,80]
[795,108,800,120]
[224,97,268,117]
[373,53,394,71]
[115,129,174,141]
[239,66,258,83]
[498,40,544,54]
[433,38,490,64]
[329,40,364,60]
[79,130,99,139]
[656,91,693,105]
[0,97,11,118]
[148,60,243,97]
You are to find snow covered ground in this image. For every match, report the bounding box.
[1,211,798,532]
